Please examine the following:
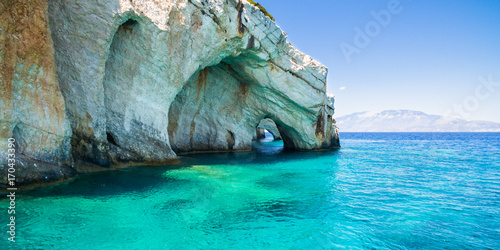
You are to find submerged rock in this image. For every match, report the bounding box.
[1,0,340,188]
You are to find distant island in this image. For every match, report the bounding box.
[336,110,500,132]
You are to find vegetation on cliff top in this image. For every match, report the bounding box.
[247,0,275,21]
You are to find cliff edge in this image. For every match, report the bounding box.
[1,0,339,188]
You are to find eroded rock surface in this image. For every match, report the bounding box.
[1,0,339,188]
[0,0,75,188]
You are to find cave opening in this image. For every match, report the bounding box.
[167,53,300,154]
[100,17,182,163]
[122,19,138,27]
[99,17,182,162]
[102,18,141,151]
[106,132,118,146]
[254,118,281,142]
[252,118,285,152]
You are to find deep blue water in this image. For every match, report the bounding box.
[1,133,499,249]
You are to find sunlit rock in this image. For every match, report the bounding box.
[1,0,339,187]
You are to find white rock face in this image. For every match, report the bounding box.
[1,0,339,187]
[48,0,339,166]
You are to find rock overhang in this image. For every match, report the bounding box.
[1,0,340,188]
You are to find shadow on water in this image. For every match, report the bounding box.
[14,137,340,199]
[3,132,499,249]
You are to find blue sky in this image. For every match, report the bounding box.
[259,0,500,122]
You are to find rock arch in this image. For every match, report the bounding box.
[1,0,341,187]
[46,0,340,170]
[101,17,176,164]
[255,118,282,141]
[167,51,320,152]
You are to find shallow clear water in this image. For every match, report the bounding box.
[1,133,499,249]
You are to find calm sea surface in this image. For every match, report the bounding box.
[1,133,499,249]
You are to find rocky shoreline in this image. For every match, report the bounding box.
[1,0,339,189]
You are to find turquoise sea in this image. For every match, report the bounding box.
[1,133,499,249]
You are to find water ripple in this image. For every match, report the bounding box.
[1,133,499,248]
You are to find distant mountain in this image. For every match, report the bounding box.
[336,110,500,132]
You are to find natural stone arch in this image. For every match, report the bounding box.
[101,18,176,164]
[46,0,339,171]
[168,61,255,154]
[255,118,282,141]
[167,52,312,153]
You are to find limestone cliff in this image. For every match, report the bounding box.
[1,0,339,188]
[0,0,75,188]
